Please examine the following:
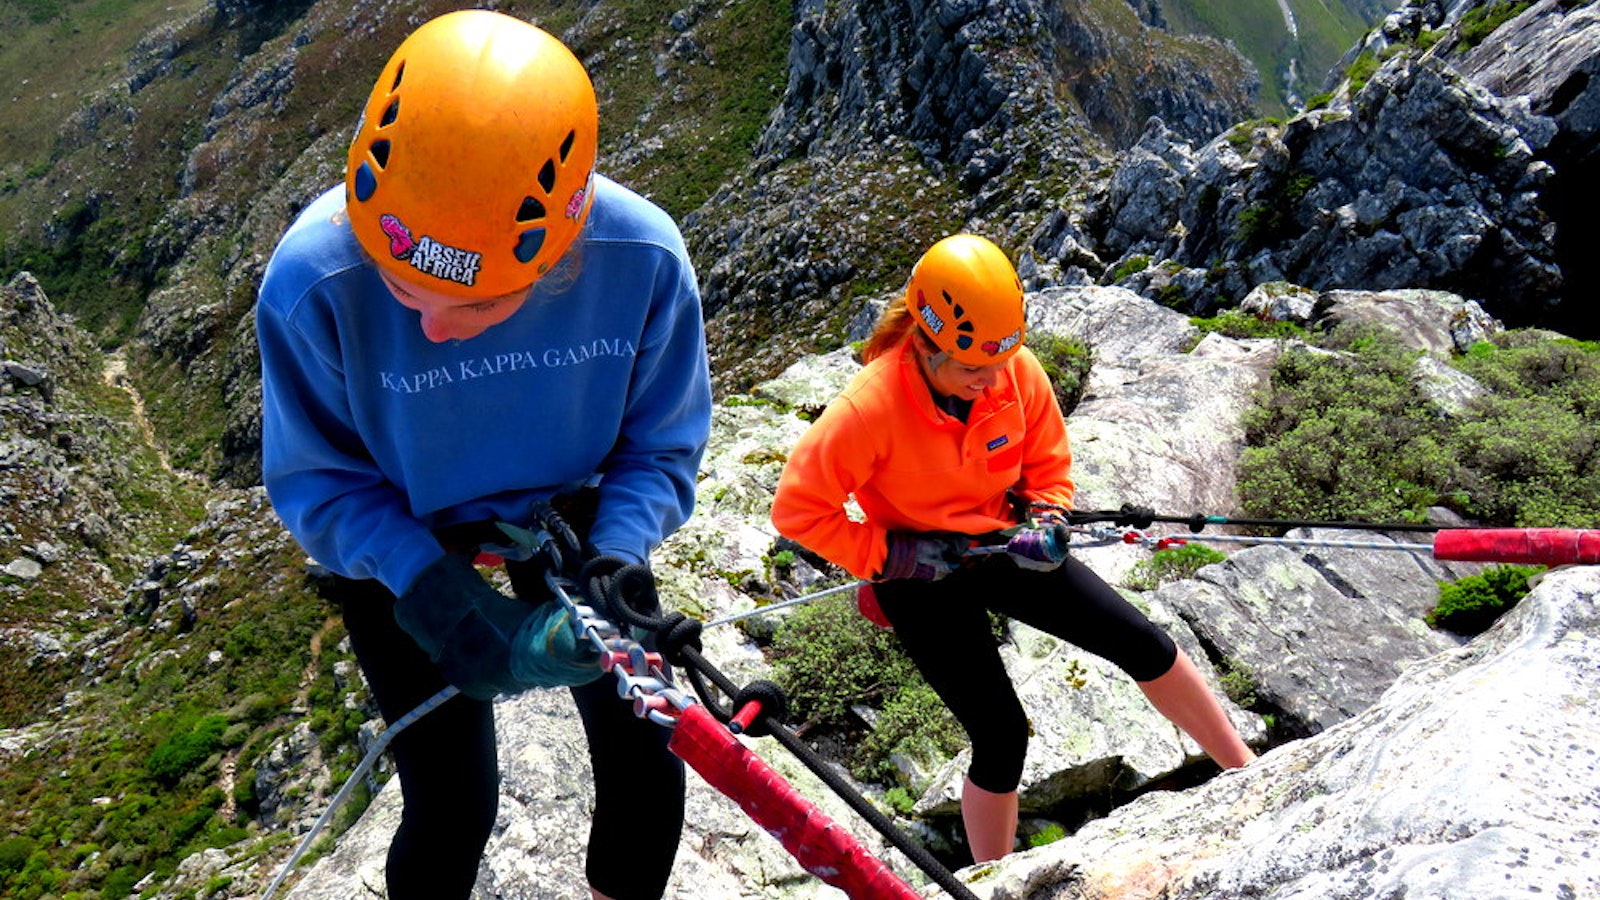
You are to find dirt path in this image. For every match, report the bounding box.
[101,348,178,473]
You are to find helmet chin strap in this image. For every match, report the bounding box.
[911,332,952,374]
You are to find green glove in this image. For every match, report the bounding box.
[395,552,531,700]
[509,602,604,688]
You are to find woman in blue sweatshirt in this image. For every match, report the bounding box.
[255,11,711,900]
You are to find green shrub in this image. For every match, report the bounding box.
[1346,51,1380,94]
[1125,543,1227,590]
[853,683,965,784]
[1217,658,1259,709]
[1029,333,1094,416]
[1459,1,1534,48]
[1191,309,1306,342]
[770,598,962,783]
[771,598,921,726]
[882,786,917,815]
[1238,327,1600,528]
[1027,822,1068,848]
[1450,335,1600,527]
[1238,326,1455,523]
[146,715,228,786]
[1428,564,1543,634]
[0,836,37,879]
[1110,255,1151,282]
[1235,172,1316,251]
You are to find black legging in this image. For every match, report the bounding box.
[872,554,1177,795]
[333,569,684,900]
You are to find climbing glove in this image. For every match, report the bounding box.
[1004,521,1072,571]
[508,599,604,690]
[395,552,601,700]
[879,531,969,581]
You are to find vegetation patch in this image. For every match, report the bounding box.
[1029,333,1094,416]
[1458,1,1535,49]
[1238,325,1600,527]
[769,596,965,785]
[1191,309,1308,343]
[1428,563,1542,635]
[1124,542,1227,590]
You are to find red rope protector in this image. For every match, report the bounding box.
[1433,528,1600,566]
[667,704,926,900]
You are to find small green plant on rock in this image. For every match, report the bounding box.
[1427,564,1543,635]
[1028,332,1094,416]
[1125,543,1227,590]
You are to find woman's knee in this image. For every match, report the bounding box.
[965,701,1030,792]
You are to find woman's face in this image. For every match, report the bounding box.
[916,338,1007,400]
[380,269,532,343]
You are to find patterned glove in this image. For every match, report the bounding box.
[879,531,969,581]
[1004,522,1072,571]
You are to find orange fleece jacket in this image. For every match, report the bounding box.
[771,337,1074,580]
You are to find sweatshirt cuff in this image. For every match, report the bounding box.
[377,529,449,597]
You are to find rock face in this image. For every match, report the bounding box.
[1079,54,1561,324]
[1071,0,1600,339]
[686,0,1255,392]
[944,566,1600,900]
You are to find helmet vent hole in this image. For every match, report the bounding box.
[958,321,975,333]
[559,130,576,163]
[515,228,547,264]
[538,160,557,194]
[390,63,405,91]
[517,196,546,223]
[353,161,378,202]
[380,98,400,128]
[956,336,975,351]
[369,139,391,170]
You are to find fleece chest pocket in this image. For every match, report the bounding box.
[980,432,1024,474]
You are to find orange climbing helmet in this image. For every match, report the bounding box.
[346,9,598,298]
[906,234,1026,366]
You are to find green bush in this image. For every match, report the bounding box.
[1125,543,1227,590]
[853,683,965,784]
[1110,255,1151,282]
[1027,822,1068,848]
[1346,51,1380,94]
[1029,332,1094,416]
[1191,309,1306,342]
[1217,658,1260,709]
[1238,326,1457,523]
[770,597,962,783]
[771,598,921,726]
[0,836,37,879]
[1450,335,1600,527]
[1428,564,1543,634]
[1237,325,1600,529]
[146,715,228,786]
[1459,1,1534,48]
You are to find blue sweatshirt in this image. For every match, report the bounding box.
[257,177,711,596]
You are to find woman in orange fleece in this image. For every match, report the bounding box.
[771,234,1254,863]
